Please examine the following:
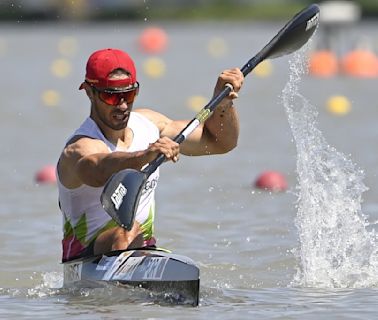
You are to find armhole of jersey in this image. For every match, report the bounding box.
[132,111,160,138]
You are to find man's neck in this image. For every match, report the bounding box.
[89,115,133,149]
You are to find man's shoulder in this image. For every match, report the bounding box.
[66,135,87,145]
[134,108,155,117]
[63,136,108,158]
[65,135,101,147]
[134,108,170,131]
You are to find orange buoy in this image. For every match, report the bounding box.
[254,171,288,192]
[308,50,339,77]
[138,27,168,54]
[340,49,378,78]
[35,165,57,184]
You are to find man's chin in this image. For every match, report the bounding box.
[110,115,130,130]
[110,122,128,131]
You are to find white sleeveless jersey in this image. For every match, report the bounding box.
[58,112,159,261]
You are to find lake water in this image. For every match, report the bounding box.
[1,20,378,319]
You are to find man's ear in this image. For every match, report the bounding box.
[79,82,95,100]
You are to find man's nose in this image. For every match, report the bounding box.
[116,99,128,111]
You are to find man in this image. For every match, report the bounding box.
[57,48,243,262]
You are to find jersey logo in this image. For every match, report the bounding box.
[111,183,127,210]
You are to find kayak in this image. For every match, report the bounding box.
[63,248,200,306]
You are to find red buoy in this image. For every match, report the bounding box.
[35,165,57,184]
[308,50,339,77]
[341,49,378,78]
[254,171,288,192]
[138,27,168,54]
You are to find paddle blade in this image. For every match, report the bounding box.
[265,4,320,59]
[100,169,147,230]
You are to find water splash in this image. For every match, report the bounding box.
[283,50,378,288]
[27,272,63,298]
[0,272,63,299]
[0,271,191,305]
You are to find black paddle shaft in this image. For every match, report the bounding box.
[143,4,320,176]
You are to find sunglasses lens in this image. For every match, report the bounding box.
[99,92,118,105]
[99,89,138,106]
[124,90,138,104]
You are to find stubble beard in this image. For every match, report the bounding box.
[91,101,131,131]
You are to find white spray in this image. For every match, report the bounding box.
[283,50,378,288]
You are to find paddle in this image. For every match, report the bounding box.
[100,4,320,230]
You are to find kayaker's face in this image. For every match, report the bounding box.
[91,88,136,131]
[89,74,138,131]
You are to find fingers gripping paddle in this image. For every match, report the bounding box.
[101,4,320,230]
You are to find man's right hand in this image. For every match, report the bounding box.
[147,136,180,163]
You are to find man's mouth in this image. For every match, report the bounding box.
[113,112,129,120]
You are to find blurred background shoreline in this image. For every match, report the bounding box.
[1,0,378,23]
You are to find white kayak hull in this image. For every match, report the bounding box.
[63,248,200,306]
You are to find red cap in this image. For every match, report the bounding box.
[82,48,137,90]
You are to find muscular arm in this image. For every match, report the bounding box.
[58,136,178,188]
[138,108,238,156]
[137,68,243,156]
